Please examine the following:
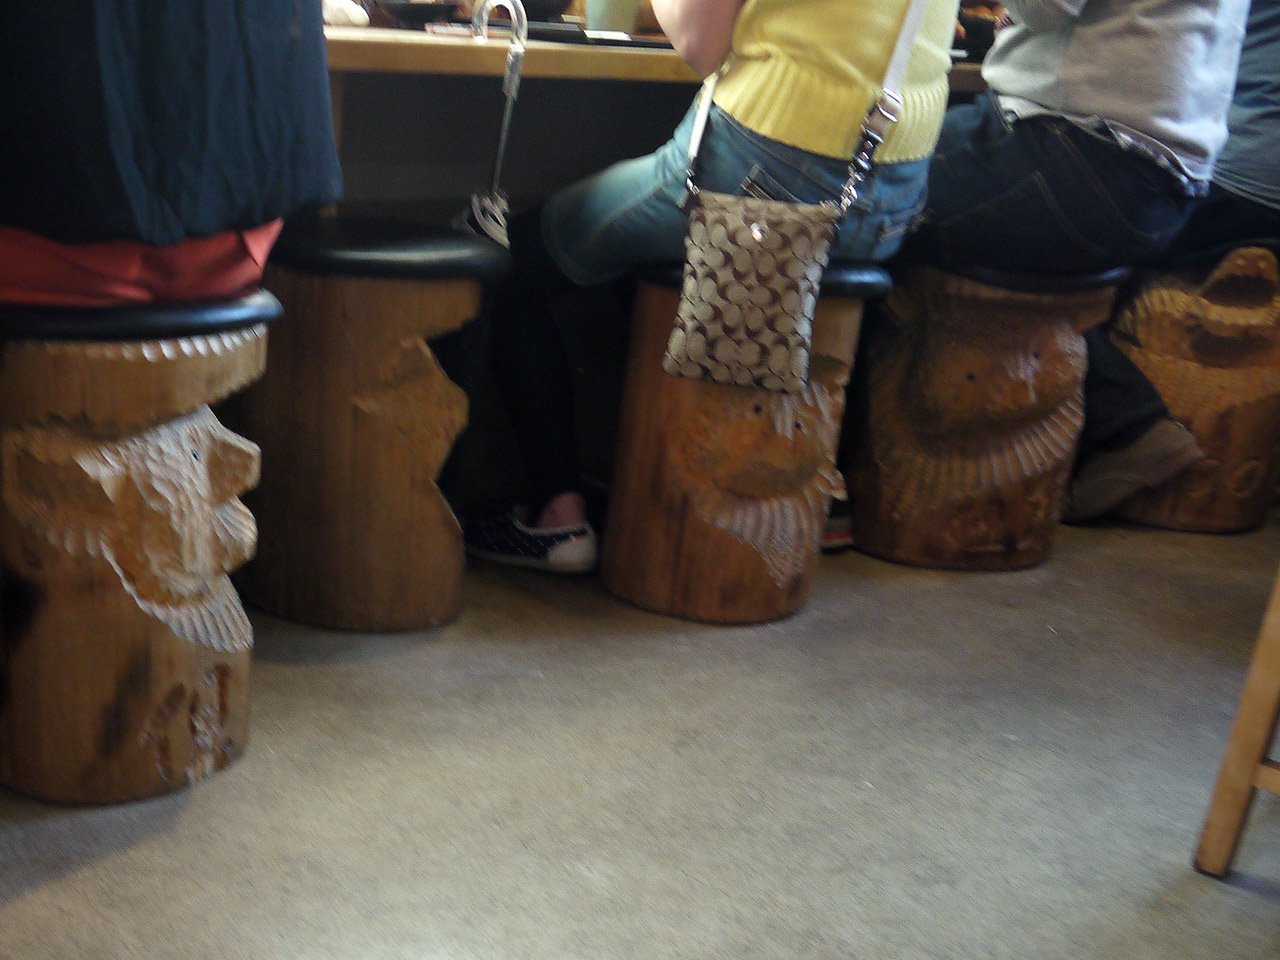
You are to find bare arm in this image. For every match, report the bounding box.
[650,0,747,76]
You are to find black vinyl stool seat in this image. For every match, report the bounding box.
[269,214,511,284]
[637,260,894,300]
[0,288,283,342]
[947,263,1132,294]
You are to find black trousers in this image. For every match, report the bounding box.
[487,206,581,513]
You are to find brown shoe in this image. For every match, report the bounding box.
[1061,418,1204,524]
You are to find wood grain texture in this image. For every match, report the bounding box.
[601,280,862,624]
[0,332,264,804]
[1195,561,1280,876]
[1113,247,1280,533]
[0,326,267,429]
[848,265,1115,570]
[326,26,700,82]
[231,266,477,630]
[324,26,984,92]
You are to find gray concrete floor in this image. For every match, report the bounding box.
[4,520,1280,960]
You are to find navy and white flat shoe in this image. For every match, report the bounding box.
[463,508,598,574]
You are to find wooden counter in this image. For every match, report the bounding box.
[325,25,701,83]
[326,26,984,91]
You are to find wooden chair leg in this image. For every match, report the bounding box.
[1195,564,1280,876]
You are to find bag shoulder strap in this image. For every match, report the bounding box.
[683,0,936,213]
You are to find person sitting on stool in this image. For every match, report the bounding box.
[466,0,961,574]
[0,0,342,308]
[895,0,1249,522]
[1063,1,1280,521]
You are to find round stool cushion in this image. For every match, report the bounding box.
[268,214,511,283]
[0,288,282,342]
[953,264,1132,294]
[638,261,893,300]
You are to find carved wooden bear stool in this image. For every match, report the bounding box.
[0,291,279,803]
[1110,244,1280,533]
[847,263,1127,570]
[601,263,892,624]
[231,216,509,631]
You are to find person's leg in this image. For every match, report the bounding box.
[1063,329,1203,521]
[1078,327,1170,460]
[466,206,600,572]
[487,206,582,522]
[1163,184,1280,260]
[483,94,943,560]
[902,99,1206,520]
[471,103,699,570]
[1067,327,1202,527]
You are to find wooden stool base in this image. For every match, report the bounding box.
[233,266,478,631]
[848,265,1117,570]
[1113,246,1280,533]
[1,327,266,803]
[601,281,863,624]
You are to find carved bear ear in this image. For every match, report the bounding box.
[7,441,126,516]
[1191,246,1280,339]
[203,422,260,504]
[1197,246,1280,304]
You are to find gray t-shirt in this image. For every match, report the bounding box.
[981,0,1249,191]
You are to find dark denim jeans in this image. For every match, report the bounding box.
[1163,182,1280,260]
[906,94,1204,457]
[907,93,1199,275]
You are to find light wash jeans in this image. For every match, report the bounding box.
[541,95,932,287]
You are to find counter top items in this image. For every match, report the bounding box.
[523,0,573,20]
[585,0,638,32]
[324,0,372,24]
[954,1,1003,60]
[375,0,460,26]
[324,26,978,89]
[519,20,672,45]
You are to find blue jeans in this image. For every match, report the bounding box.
[542,96,931,286]
[1163,182,1280,261]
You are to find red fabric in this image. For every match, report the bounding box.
[0,219,284,307]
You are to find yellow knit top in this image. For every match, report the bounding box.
[713,0,959,162]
